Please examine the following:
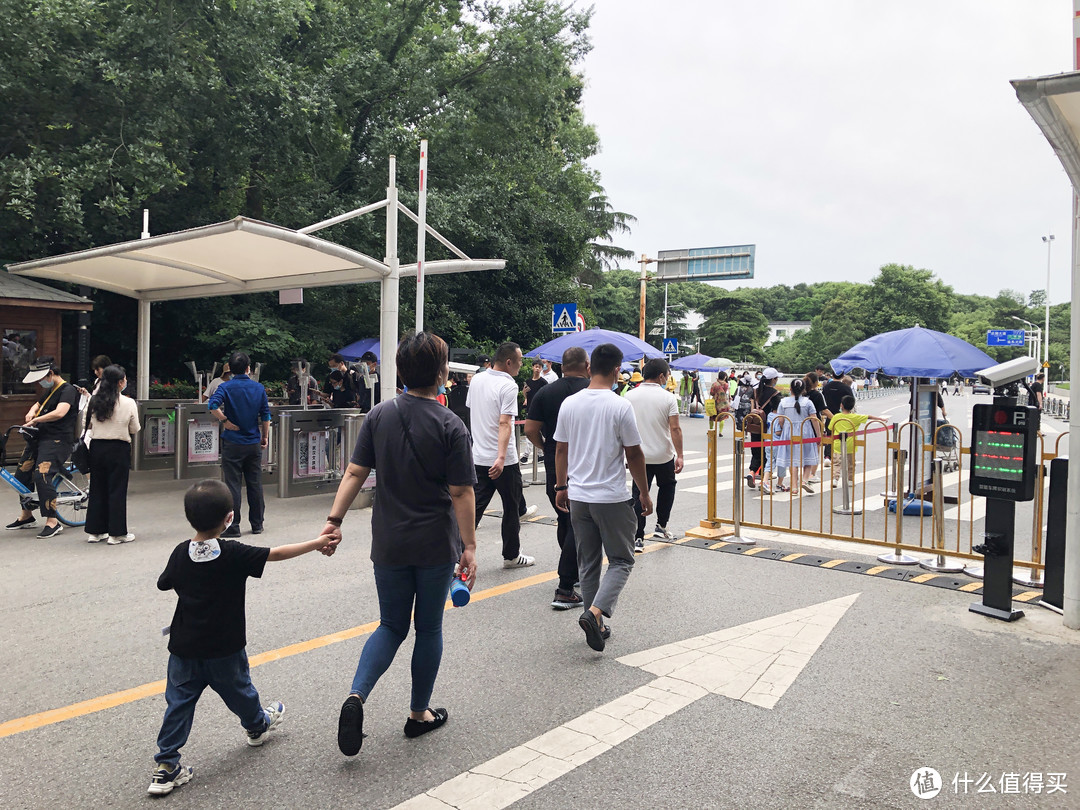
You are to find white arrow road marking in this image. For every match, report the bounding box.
[392,594,860,810]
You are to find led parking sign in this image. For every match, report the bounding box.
[968,404,1040,501]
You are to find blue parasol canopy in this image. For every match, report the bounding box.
[670,353,716,372]
[338,337,380,362]
[831,326,994,378]
[525,328,665,363]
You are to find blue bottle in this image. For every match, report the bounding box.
[450,574,470,607]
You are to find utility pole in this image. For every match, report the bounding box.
[638,254,654,341]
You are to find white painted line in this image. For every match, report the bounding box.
[393,595,860,809]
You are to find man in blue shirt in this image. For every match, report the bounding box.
[209,352,271,537]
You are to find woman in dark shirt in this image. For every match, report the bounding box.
[320,332,477,757]
[803,372,829,484]
[745,368,782,488]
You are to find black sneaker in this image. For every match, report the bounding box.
[551,589,583,610]
[148,763,193,796]
[5,516,36,530]
[36,523,63,539]
[221,527,241,538]
[404,707,448,738]
[634,537,645,554]
[251,525,264,535]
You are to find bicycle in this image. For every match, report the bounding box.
[0,425,89,527]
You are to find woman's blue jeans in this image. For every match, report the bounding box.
[350,562,455,712]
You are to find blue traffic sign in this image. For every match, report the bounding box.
[662,338,678,354]
[552,303,577,333]
[987,329,1025,347]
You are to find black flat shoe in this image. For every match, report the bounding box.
[337,695,364,756]
[579,610,606,652]
[404,708,448,738]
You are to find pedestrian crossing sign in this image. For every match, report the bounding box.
[662,338,678,354]
[552,303,577,333]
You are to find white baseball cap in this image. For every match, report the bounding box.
[761,367,780,380]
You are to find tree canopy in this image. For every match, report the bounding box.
[2,0,624,379]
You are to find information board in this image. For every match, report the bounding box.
[656,246,755,282]
[986,329,1025,347]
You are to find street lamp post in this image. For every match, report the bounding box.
[1010,315,1041,368]
[1043,234,1054,374]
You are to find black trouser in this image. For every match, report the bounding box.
[221,441,265,530]
[15,437,68,518]
[85,439,131,536]
[473,463,521,560]
[544,457,578,591]
[632,459,678,537]
[749,436,764,476]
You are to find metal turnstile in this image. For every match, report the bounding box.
[277,409,363,498]
[134,399,188,471]
[175,402,221,480]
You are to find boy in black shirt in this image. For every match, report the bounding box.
[149,480,338,796]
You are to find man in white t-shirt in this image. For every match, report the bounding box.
[625,358,684,551]
[554,343,652,653]
[466,342,534,568]
[541,359,559,385]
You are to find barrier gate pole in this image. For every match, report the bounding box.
[731,436,749,543]
[920,458,964,573]
[706,424,717,524]
[879,449,918,565]
[832,432,862,516]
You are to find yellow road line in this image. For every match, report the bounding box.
[0,543,674,740]
[820,560,847,569]
[865,566,891,576]
[1013,591,1043,603]
[742,547,767,556]
[709,541,730,550]
[781,553,804,562]
[959,582,983,593]
[910,573,938,584]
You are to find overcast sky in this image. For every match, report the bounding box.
[577,0,1075,305]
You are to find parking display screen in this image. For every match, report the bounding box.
[969,404,1039,501]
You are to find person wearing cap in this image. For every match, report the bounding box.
[203,363,231,403]
[6,357,82,538]
[623,370,644,396]
[744,367,781,488]
[357,351,380,412]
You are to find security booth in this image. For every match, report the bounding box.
[0,273,92,453]
[277,408,364,498]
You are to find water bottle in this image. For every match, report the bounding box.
[450,573,471,607]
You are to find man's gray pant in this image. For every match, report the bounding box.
[569,499,637,618]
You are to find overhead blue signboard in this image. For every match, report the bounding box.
[987,329,1025,348]
[662,338,678,354]
[552,303,577,333]
[656,245,755,282]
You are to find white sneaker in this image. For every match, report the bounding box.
[86,533,109,543]
[652,526,675,540]
[519,504,538,522]
[246,701,285,746]
[107,533,135,545]
[503,554,535,568]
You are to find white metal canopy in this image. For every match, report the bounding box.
[5,155,505,403]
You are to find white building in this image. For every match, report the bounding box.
[764,320,811,347]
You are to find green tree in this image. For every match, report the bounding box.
[865,264,953,334]
[699,294,769,361]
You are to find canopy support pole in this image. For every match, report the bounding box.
[1064,192,1080,629]
[415,140,428,333]
[380,156,400,406]
[137,298,151,400]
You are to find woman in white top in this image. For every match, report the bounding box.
[773,378,819,494]
[84,365,140,544]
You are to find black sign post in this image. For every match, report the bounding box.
[968,402,1040,622]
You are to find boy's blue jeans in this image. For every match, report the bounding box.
[350,562,455,712]
[155,649,268,765]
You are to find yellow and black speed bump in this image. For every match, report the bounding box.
[656,536,1048,603]
[487,510,1047,604]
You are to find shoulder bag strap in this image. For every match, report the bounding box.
[392,398,445,484]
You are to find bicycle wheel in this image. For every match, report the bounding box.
[52,466,89,527]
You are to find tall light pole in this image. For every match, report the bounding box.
[1010,315,1041,368]
[1042,234,1054,373]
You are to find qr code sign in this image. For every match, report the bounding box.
[192,428,215,456]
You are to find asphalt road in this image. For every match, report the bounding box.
[1,395,1077,809]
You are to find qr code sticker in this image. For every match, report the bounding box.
[297,434,309,473]
[192,428,215,456]
[150,421,160,448]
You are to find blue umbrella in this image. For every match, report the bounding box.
[831,326,994,378]
[525,328,665,363]
[670,353,716,372]
[338,338,380,362]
